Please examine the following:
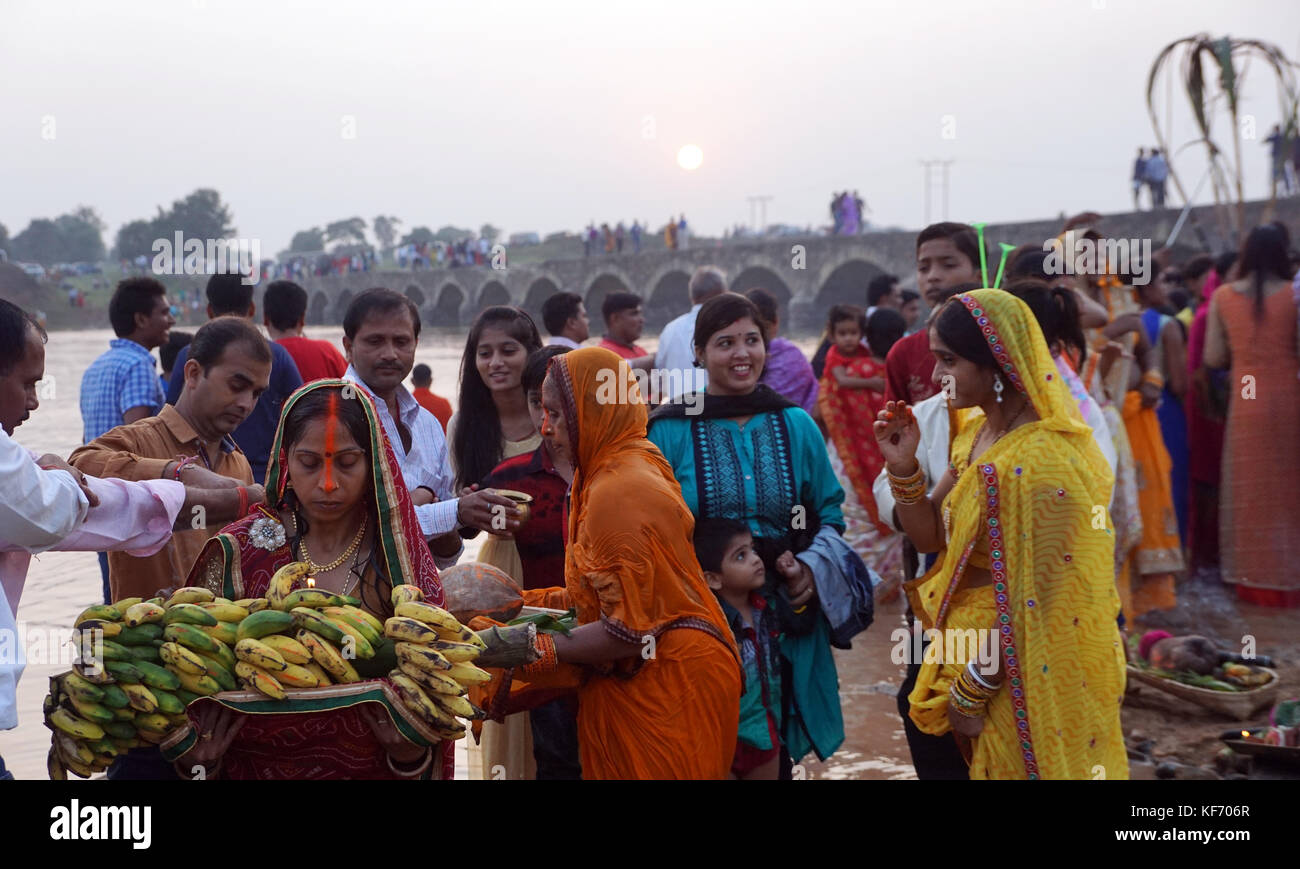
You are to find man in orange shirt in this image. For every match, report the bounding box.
[410,363,452,433]
[263,279,348,383]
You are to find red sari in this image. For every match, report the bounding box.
[167,380,453,780]
[819,345,891,533]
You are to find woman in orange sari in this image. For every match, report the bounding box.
[476,347,742,778]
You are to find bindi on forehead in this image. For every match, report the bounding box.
[322,392,339,490]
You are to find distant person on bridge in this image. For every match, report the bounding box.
[678,214,690,250]
[540,291,590,350]
[665,218,678,251]
[598,292,650,361]
[656,266,726,399]
[262,279,347,383]
[165,273,303,484]
[1132,147,1148,209]
[1144,148,1169,208]
[630,220,642,253]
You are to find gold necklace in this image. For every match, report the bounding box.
[299,515,368,574]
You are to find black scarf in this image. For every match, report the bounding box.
[647,383,796,422]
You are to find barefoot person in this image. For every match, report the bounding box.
[875,289,1127,779]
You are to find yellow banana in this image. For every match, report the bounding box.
[428,640,480,663]
[55,732,94,765]
[174,669,221,696]
[74,619,122,639]
[63,754,102,778]
[200,602,249,622]
[257,634,312,665]
[304,662,333,686]
[429,691,485,721]
[113,597,144,610]
[268,562,311,610]
[75,605,122,626]
[162,602,218,627]
[394,601,463,632]
[340,605,385,635]
[124,602,167,627]
[390,584,424,607]
[133,712,171,733]
[430,722,466,742]
[237,597,271,613]
[47,747,67,781]
[61,671,106,704]
[446,662,492,686]
[394,641,453,673]
[388,671,459,729]
[234,661,287,699]
[275,663,320,688]
[121,683,158,714]
[319,614,375,659]
[166,587,215,606]
[282,589,357,610]
[49,708,105,741]
[159,641,207,676]
[384,616,440,645]
[198,620,239,646]
[297,630,360,683]
[322,607,383,645]
[234,638,288,672]
[400,662,466,697]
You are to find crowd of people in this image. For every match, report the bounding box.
[831,190,868,235]
[582,221,645,256]
[0,208,1297,780]
[1131,148,1171,209]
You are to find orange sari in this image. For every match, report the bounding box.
[1120,391,1182,619]
[550,347,741,779]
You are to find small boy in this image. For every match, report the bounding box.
[693,517,802,780]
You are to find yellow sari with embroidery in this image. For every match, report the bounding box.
[905,290,1128,780]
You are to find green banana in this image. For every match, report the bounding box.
[117,623,164,645]
[292,608,348,645]
[49,708,104,740]
[99,684,130,709]
[152,690,185,716]
[127,643,162,663]
[322,607,383,646]
[103,660,144,683]
[163,602,218,627]
[163,623,222,655]
[201,658,238,692]
[174,688,202,706]
[61,671,105,704]
[235,609,296,641]
[282,589,353,610]
[66,694,115,725]
[101,720,137,740]
[132,660,181,692]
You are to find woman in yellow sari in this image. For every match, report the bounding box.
[875,289,1127,779]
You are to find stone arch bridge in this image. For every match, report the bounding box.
[288,199,1300,336]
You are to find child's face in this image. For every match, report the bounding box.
[917,238,979,306]
[832,320,862,355]
[708,533,766,595]
[901,299,921,329]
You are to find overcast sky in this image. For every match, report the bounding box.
[3,0,1298,254]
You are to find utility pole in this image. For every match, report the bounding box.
[746,195,773,234]
[919,160,954,222]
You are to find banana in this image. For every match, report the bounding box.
[54,732,95,765]
[112,706,135,721]
[174,689,201,706]
[257,635,312,665]
[198,640,238,674]
[446,662,492,686]
[47,747,67,781]
[390,584,424,607]
[198,620,239,646]
[72,661,114,684]
[61,671,105,704]
[431,722,467,742]
[394,601,463,632]
[163,623,222,655]
[400,663,466,697]
[242,598,272,613]
[109,736,142,750]
[152,690,185,716]
[275,663,321,688]
[304,662,333,686]
[199,601,249,622]
[174,669,221,696]
[200,658,238,692]
[88,738,121,758]
[113,596,143,610]
[235,608,296,641]
[234,638,288,672]
[292,608,348,645]
[323,607,383,646]
[159,641,207,676]
[384,616,440,645]
[317,613,374,659]
[429,691,485,721]
[268,562,311,609]
[104,660,145,683]
[75,619,122,638]
[282,589,355,610]
[297,630,360,683]
[132,660,181,692]
[62,754,103,778]
[117,623,165,645]
[340,605,385,636]
[127,643,163,663]
[166,587,215,607]
[388,671,458,729]
[133,712,172,734]
[234,661,287,699]
[123,602,167,627]
[66,693,115,725]
[394,641,453,673]
[135,729,165,746]
[75,604,122,626]
[101,720,136,740]
[99,684,130,709]
[50,708,105,740]
[121,683,158,713]
[94,639,133,661]
[163,602,218,627]
[428,640,480,663]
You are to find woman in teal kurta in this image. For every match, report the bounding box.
[648,293,873,768]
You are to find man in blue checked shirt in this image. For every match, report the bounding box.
[80,277,175,602]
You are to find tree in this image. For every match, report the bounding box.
[0,222,9,258]
[323,217,368,249]
[11,219,62,264]
[115,219,158,262]
[433,225,472,243]
[1147,34,1300,244]
[479,223,501,245]
[373,215,402,250]
[154,188,236,241]
[400,226,437,246]
[54,206,107,262]
[288,227,326,253]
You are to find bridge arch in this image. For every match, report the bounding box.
[476,279,511,313]
[584,271,633,328]
[815,258,885,311]
[522,276,562,325]
[645,268,690,332]
[431,282,465,327]
[405,284,427,309]
[729,264,793,326]
[333,288,356,323]
[308,291,329,326]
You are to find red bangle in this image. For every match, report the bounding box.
[172,455,199,481]
[236,486,248,518]
[522,633,558,675]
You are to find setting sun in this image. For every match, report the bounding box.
[676,144,704,171]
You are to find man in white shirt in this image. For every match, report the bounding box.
[654,266,726,399]
[340,289,518,569]
[540,291,589,350]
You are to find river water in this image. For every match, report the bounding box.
[0,325,917,780]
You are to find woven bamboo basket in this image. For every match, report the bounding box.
[1126,665,1280,720]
